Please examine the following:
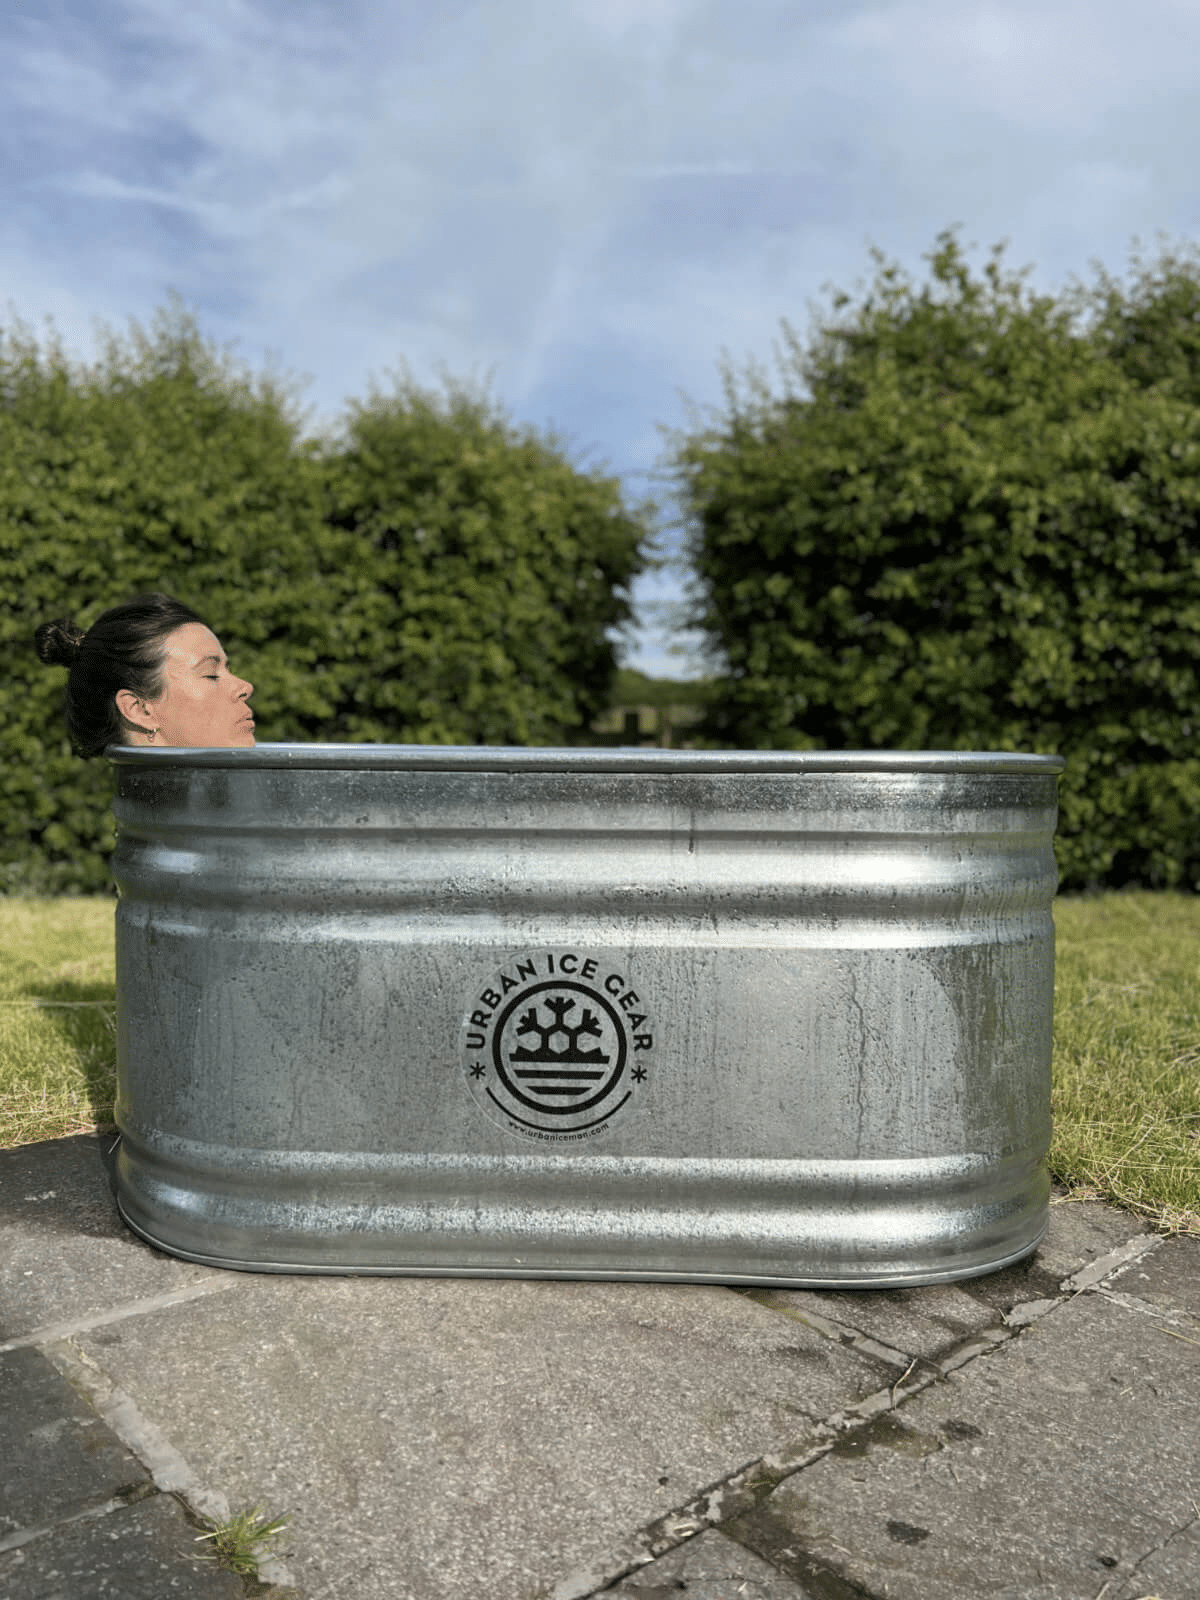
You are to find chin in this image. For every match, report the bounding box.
[230,727,257,748]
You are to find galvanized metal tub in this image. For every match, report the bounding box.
[109,745,1063,1286]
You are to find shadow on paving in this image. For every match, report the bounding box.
[0,1343,244,1599]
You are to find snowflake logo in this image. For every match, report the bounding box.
[510,995,610,1065]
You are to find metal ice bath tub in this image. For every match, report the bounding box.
[110,745,1063,1286]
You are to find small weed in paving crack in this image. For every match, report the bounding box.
[195,1505,291,1579]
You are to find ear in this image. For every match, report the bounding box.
[115,689,154,731]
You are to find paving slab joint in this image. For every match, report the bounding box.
[718,1512,889,1600]
[1093,1285,1200,1342]
[1001,1296,1059,1329]
[1059,1232,1162,1295]
[821,1357,944,1431]
[0,1277,240,1356]
[0,1480,159,1558]
[39,1338,299,1595]
[745,1286,1028,1378]
[44,1338,232,1523]
[992,1234,1168,1335]
[739,1291,915,1372]
[554,1353,970,1596]
[548,1451,826,1600]
[1109,1508,1200,1600]
[553,1279,1105,1599]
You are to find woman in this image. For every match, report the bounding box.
[35,592,256,753]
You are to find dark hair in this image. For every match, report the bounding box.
[35,593,207,757]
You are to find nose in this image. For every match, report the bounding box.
[234,676,253,701]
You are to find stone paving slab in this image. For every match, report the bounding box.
[607,1528,814,1598]
[749,1280,998,1364]
[732,1200,1161,1371]
[1108,1232,1200,1317]
[66,1272,896,1600]
[948,1198,1159,1315]
[0,1493,244,1600]
[0,1137,225,1346]
[0,1339,243,1600]
[7,1134,1194,1600]
[754,1198,1156,1330]
[720,1272,1200,1600]
[0,1345,148,1540]
[1113,1517,1200,1600]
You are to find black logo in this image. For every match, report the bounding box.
[461,952,654,1141]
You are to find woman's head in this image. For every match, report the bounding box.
[35,593,255,756]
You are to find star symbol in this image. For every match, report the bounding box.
[632,1065,647,1083]
[469,1062,486,1079]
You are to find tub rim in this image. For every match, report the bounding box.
[107,743,1065,776]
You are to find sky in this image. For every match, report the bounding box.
[5,0,1200,675]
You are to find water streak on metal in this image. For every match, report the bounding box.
[110,744,1064,1286]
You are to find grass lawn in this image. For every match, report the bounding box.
[0,896,116,1149]
[1051,894,1200,1233]
[1,892,1197,1233]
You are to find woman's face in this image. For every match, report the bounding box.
[118,624,256,747]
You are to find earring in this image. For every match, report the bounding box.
[147,728,158,744]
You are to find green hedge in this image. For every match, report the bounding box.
[1,312,649,891]
[319,382,644,744]
[670,234,1200,888]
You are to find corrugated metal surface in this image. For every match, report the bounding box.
[109,744,1064,1285]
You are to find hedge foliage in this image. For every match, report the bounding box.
[1,310,649,892]
[321,384,644,744]
[670,233,1200,889]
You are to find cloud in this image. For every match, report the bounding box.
[4,0,1200,672]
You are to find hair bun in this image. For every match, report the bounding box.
[35,617,86,669]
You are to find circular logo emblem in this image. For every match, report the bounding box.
[461,951,655,1142]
